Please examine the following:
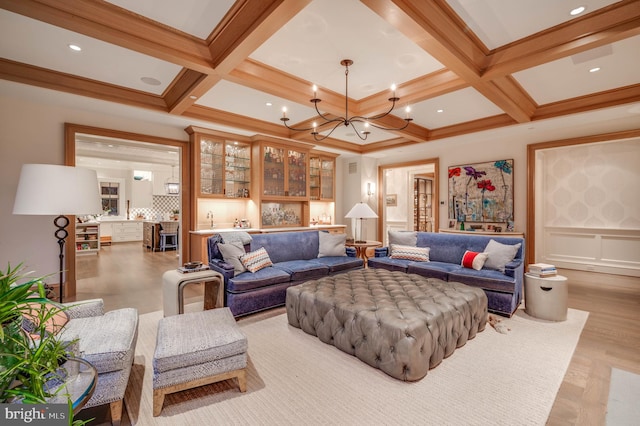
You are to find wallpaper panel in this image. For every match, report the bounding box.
[543,140,640,229]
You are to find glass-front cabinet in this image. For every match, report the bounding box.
[255,141,308,200]
[187,126,251,198]
[310,152,336,201]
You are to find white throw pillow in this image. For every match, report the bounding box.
[217,241,247,275]
[461,250,489,270]
[483,239,521,272]
[318,232,347,258]
[388,230,417,246]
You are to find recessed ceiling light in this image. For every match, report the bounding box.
[68,44,82,52]
[437,109,444,113]
[589,67,601,73]
[189,95,197,100]
[140,77,161,86]
[570,6,586,16]
[265,102,273,107]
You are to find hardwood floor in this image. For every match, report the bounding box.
[75,243,640,425]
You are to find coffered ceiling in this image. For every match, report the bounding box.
[1,0,639,156]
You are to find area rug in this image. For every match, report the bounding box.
[606,368,640,425]
[124,307,588,426]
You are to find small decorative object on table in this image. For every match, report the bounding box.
[178,261,209,274]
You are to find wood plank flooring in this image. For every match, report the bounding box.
[74,243,640,425]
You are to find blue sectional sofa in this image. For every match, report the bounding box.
[368,232,525,316]
[207,230,364,317]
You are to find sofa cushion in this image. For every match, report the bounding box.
[310,256,364,273]
[218,241,247,275]
[227,267,291,293]
[483,239,521,272]
[318,232,347,258]
[407,261,461,281]
[241,247,273,273]
[390,244,430,262]
[272,260,329,281]
[448,268,517,293]
[367,256,411,272]
[388,230,417,246]
[251,231,319,263]
[461,250,489,270]
[59,308,138,374]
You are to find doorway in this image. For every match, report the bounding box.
[64,123,190,300]
[377,158,439,245]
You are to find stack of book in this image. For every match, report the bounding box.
[528,263,557,277]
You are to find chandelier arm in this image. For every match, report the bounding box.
[281,119,316,133]
[312,121,343,142]
[312,100,346,125]
[348,121,369,141]
[364,118,413,131]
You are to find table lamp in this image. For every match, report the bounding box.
[13,164,102,302]
[345,202,378,243]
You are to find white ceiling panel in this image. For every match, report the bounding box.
[250,0,442,100]
[410,88,504,128]
[513,36,640,105]
[105,0,236,39]
[0,10,182,95]
[445,0,620,49]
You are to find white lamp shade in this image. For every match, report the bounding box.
[13,164,102,215]
[345,202,378,219]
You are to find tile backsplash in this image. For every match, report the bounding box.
[130,195,180,220]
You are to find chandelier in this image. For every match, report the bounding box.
[280,59,413,141]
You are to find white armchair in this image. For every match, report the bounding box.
[59,299,138,425]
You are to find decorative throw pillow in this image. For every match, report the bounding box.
[208,234,225,260]
[241,247,273,273]
[390,244,430,262]
[461,250,489,270]
[483,239,521,272]
[388,230,418,246]
[318,231,347,258]
[217,241,247,275]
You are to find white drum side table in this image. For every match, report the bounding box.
[524,273,568,321]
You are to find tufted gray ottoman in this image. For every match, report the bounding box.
[152,308,248,416]
[286,269,487,381]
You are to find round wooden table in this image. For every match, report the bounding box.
[345,240,382,266]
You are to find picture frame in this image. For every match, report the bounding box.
[385,194,397,206]
[448,159,514,223]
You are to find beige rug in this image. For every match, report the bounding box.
[124,307,588,426]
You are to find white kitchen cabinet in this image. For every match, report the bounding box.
[131,179,153,208]
[112,221,143,242]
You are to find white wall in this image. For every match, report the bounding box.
[0,87,187,284]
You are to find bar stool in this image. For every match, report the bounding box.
[159,221,179,251]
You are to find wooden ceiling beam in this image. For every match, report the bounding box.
[364,0,534,123]
[0,58,167,111]
[484,1,640,79]
[0,0,215,74]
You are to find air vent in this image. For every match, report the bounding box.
[349,162,357,174]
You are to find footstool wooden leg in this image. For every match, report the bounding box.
[236,368,247,392]
[110,400,123,426]
[153,389,165,417]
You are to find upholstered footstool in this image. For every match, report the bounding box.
[152,307,248,416]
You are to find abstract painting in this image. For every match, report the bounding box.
[448,159,514,223]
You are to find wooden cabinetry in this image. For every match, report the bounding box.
[187,126,252,198]
[76,223,100,254]
[310,152,336,201]
[252,139,312,228]
[143,221,160,251]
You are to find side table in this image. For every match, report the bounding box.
[162,269,224,316]
[46,358,97,414]
[524,273,568,321]
[345,240,382,266]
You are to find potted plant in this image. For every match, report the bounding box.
[0,263,90,424]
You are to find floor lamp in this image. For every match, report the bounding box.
[345,202,378,243]
[13,164,101,302]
